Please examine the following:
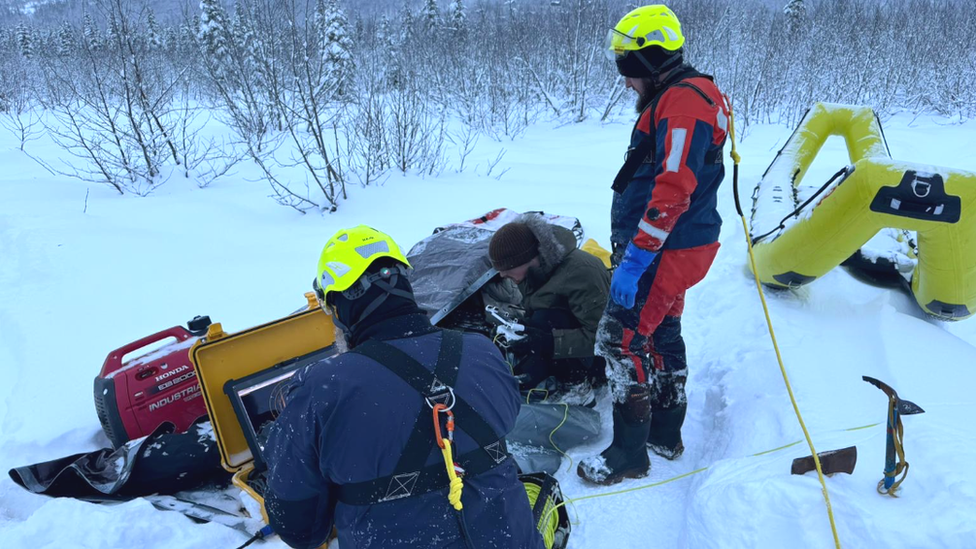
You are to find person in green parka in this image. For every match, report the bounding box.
[488,215,610,406]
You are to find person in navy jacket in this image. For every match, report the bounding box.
[263,226,544,549]
[579,5,730,485]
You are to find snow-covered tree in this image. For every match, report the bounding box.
[57,22,74,57]
[449,0,466,36]
[377,14,403,87]
[83,13,101,50]
[422,0,440,31]
[399,0,416,41]
[177,22,195,57]
[147,9,163,49]
[199,0,231,65]
[377,14,395,47]
[784,0,806,37]
[15,22,32,59]
[232,2,264,93]
[231,3,251,50]
[106,16,120,47]
[316,0,355,97]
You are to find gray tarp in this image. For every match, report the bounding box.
[508,403,602,475]
[407,223,497,324]
[407,208,583,325]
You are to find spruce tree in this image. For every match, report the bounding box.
[106,16,120,48]
[232,2,261,90]
[147,9,163,49]
[423,0,440,31]
[449,0,466,36]
[57,22,74,57]
[784,0,807,37]
[83,13,101,51]
[199,0,231,66]
[399,0,416,42]
[15,22,32,59]
[378,14,404,89]
[317,0,355,98]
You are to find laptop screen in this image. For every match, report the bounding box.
[223,345,336,472]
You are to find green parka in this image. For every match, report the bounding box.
[518,218,611,360]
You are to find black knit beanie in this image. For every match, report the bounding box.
[489,222,539,271]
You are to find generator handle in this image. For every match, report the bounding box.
[100,326,192,377]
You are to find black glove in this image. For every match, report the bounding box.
[509,325,554,360]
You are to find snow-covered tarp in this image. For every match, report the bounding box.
[407,208,583,325]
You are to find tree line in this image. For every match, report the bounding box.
[0,0,972,211]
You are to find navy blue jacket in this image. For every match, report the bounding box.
[611,73,729,252]
[263,313,544,549]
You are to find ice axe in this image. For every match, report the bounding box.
[863,376,925,495]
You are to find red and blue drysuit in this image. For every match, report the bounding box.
[600,68,729,411]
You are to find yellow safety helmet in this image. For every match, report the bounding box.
[314,225,411,305]
[606,5,685,78]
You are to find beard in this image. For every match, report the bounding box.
[635,81,657,113]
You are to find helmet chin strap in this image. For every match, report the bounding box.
[331,271,415,338]
[632,47,682,83]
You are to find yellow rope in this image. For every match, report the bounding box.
[727,98,843,549]
[845,423,879,432]
[495,333,516,374]
[523,390,574,473]
[526,387,549,404]
[548,403,573,473]
[544,422,881,530]
[524,482,560,549]
[749,422,881,457]
[548,467,709,520]
[440,439,463,511]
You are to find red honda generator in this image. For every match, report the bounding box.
[94,316,212,448]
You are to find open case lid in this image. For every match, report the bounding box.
[190,293,336,472]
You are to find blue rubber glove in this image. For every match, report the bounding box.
[610,243,658,309]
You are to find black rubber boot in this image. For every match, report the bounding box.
[647,403,686,460]
[547,356,604,407]
[577,385,651,485]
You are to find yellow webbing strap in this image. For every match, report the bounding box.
[878,398,910,496]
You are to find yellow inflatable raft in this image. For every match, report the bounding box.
[749,103,976,320]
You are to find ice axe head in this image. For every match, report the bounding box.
[862,376,925,415]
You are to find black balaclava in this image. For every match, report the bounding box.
[615,45,683,80]
[618,45,686,111]
[330,259,429,347]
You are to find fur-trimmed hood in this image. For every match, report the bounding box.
[516,214,577,277]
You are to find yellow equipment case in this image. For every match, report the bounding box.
[189,293,336,520]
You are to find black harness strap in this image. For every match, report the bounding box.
[612,76,723,195]
[384,329,464,481]
[335,330,509,506]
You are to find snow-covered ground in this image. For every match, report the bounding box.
[2,109,975,548]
